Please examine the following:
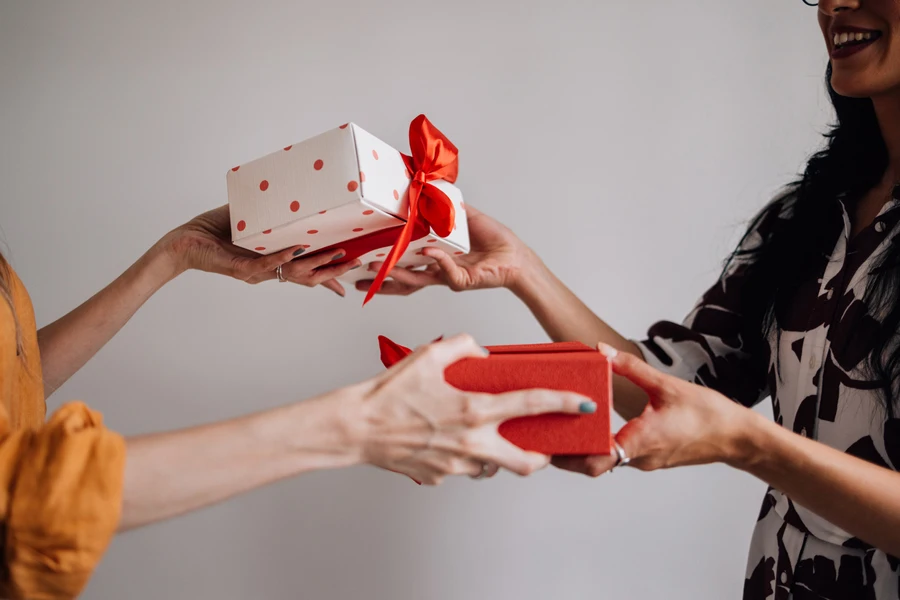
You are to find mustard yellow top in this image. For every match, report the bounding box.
[0,267,125,599]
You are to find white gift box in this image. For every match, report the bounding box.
[226,122,470,283]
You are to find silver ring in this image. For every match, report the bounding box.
[472,462,490,480]
[609,441,630,473]
[276,264,287,283]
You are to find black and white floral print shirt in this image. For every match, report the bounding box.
[637,190,900,599]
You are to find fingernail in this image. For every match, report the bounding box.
[579,401,597,414]
[480,346,491,356]
[293,248,305,257]
[597,343,618,359]
[332,253,345,260]
[350,265,360,270]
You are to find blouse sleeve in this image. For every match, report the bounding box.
[0,401,125,599]
[634,196,792,408]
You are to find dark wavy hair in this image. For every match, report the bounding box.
[734,62,897,414]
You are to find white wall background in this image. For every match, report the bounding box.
[0,1,832,598]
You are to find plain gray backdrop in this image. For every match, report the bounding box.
[1,1,832,598]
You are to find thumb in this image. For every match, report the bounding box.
[423,334,490,370]
[380,333,488,383]
[597,343,674,402]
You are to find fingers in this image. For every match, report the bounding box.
[420,334,490,371]
[321,279,346,297]
[475,439,550,477]
[598,343,674,400]
[355,279,422,295]
[481,389,596,423]
[291,248,350,271]
[551,455,617,477]
[480,462,501,479]
[613,418,646,469]
[366,261,442,288]
[420,247,466,286]
[233,245,305,282]
[284,258,361,285]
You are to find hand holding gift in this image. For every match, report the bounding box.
[378,335,613,457]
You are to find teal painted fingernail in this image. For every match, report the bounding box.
[293,248,305,257]
[481,346,491,356]
[332,253,345,260]
[579,401,597,414]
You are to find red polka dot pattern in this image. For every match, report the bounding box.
[376,253,386,257]
[348,180,359,192]
[284,145,292,151]
[363,210,374,215]
[393,189,399,200]
[237,220,246,232]
[359,172,366,183]
[308,230,319,234]
[353,227,364,233]
[263,229,272,234]
[454,251,464,255]
[427,239,437,243]
[314,159,324,170]
[319,210,327,214]
[255,246,266,251]
[340,123,349,129]
[372,149,379,160]
[232,166,240,172]
[259,180,269,191]
[301,244,311,249]
[290,201,300,212]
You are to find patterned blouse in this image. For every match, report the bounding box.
[636,190,900,599]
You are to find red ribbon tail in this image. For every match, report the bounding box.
[363,186,422,305]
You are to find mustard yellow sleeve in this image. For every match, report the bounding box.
[0,402,125,600]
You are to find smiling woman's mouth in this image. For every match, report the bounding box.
[832,29,882,59]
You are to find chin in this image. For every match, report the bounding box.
[830,70,896,99]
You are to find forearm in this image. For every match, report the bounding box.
[509,251,649,419]
[120,387,363,531]
[736,411,900,557]
[37,243,178,396]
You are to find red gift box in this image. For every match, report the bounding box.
[378,336,613,456]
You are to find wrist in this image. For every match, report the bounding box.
[149,231,190,281]
[720,407,773,470]
[507,246,548,298]
[267,386,368,473]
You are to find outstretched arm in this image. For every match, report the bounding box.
[37,206,359,396]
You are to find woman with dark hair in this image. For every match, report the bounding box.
[360,0,900,596]
[0,205,593,599]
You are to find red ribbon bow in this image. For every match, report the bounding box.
[363,115,458,305]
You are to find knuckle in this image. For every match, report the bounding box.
[457,431,480,454]
[456,333,477,348]
[448,458,469,475]
[525,391,548,412]
[459,395,482,428]
[519,462,538,476]
[657,380,677,398]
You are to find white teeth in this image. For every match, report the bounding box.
[834,31,876,47]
